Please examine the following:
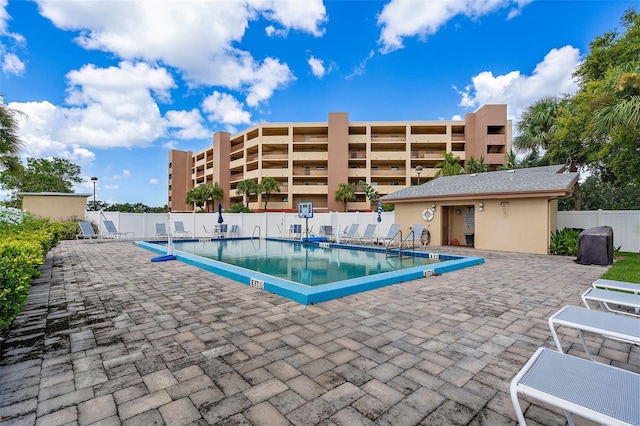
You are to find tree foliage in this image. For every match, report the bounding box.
[0,100,25,175]
[334,183,356,212]
[258,177,280,211]
[465,156,489,173]
[186,182,223,212]
[516,8,640,210]
[0,157,83,206]
[236,179,258,208]
[559,175,640,211]
[358,180,379,204]
[434,152,464,177]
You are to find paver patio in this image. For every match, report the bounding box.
[1,240,638,425]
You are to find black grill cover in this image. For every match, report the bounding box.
[575,226,614,266]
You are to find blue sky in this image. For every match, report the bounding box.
[0,0,635,207]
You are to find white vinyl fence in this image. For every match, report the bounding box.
[84,210,396,242]
[558,210,640,253]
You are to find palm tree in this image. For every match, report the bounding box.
[591,62,640,135]
[334,183,356,212]
[258,177,280,211]
[0,100,25,174]
[236,179,258,209]
[497,150,521,170]
[466,156,489,173]
[208,182,224,212]
[185,185,207,212]
[434,152,464,177]
[514,96,561,162]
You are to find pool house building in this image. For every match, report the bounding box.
[168,104,511,213]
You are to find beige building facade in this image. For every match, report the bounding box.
[168,104,511,212]
[383,166,578,255]
[19,192,91,223]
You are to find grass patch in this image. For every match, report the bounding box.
[601,252,640,284]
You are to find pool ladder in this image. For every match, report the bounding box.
[251,226,261,240]
[386,229,419,259]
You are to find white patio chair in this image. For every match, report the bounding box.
[155,223,169,239]
[228,224,239,237]
[582,287,640,318]
[104,220,134,240]
[379,224,402,247]
[357,224,377,245]
[343,224,359,243]
[510,347,640,426]
[173,221,191,238]
[76,221,103,242]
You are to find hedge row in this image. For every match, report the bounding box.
[0,215,60,329]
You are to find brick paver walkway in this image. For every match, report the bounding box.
[1,240,637,425]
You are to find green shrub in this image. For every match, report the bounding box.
[0,240,44,328]
[549,228,581,256]
[225,203,253,213]
[0,214,61,329]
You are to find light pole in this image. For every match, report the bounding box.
[90,176,98,211]
[415,165,423,185]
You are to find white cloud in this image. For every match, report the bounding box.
[163,141,179,150]
[202,91,251,125]
[308,56,325,78]
[110,170,131,180]
[456,45,581,121]
[165,109,210,140]
[347,50,375,79]
[103,184,119,190]
[377,0,532,54]
[259,0,327,37]
[10,61,174,152]
[149,178,159,185]
[35,0,322,105]
[2,52,25,75]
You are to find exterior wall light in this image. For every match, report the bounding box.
[431,203,436,210]
[478,202,484,212]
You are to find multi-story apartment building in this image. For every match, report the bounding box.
[168,104,511,212]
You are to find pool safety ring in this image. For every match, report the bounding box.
[422,208,434,222]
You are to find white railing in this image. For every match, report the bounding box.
[558,210,640,253]
[84,210,397,241]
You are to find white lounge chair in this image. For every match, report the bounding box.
[357,224,377,245]
[104,220,134,240]
[548,305,640,360]
[173,221,191,238]
[510,347,640,426]
[155,223,169,239]
[380,224,402,247]
[343,224,359,243]
[228,224,239,237]
[582,287,640,318]
[76,221,103,242]
[593,279,640,314]
[409,224,426,247]
[319,225,333,240]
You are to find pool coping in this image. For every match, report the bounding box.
[135,238,484,305]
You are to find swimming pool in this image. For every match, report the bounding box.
[136,238,484,304]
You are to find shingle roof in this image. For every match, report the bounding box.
[381,165,578,201]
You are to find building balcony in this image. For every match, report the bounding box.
[261,152,288,160]
[369,151,407,160]
[291,185,328,194]
[451,151,466,160]
[292,151,328,161]
[370,169,406,176]
[486,134,506,144]
[261,135,291,143]
[260,168,290,177]
[347,135,369,143]
[370,135,406,142]
[410,134,449,142]
[230,158,245,169]
[347,169,368,178]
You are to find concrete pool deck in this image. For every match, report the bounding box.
[1,240,638,425]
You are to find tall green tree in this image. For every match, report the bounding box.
[186,182,224,212]
[514,96,561,163]
[236,179,258,208]
[497,150,521,170]
[0,157,83,206]
[434,152,464,177]
[0,101,25,175]
[334,183,356,212]
[258,177,280,211]
[358,180,379,205]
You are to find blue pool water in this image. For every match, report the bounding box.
[163,239,439,286]
[137,238,484,305]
